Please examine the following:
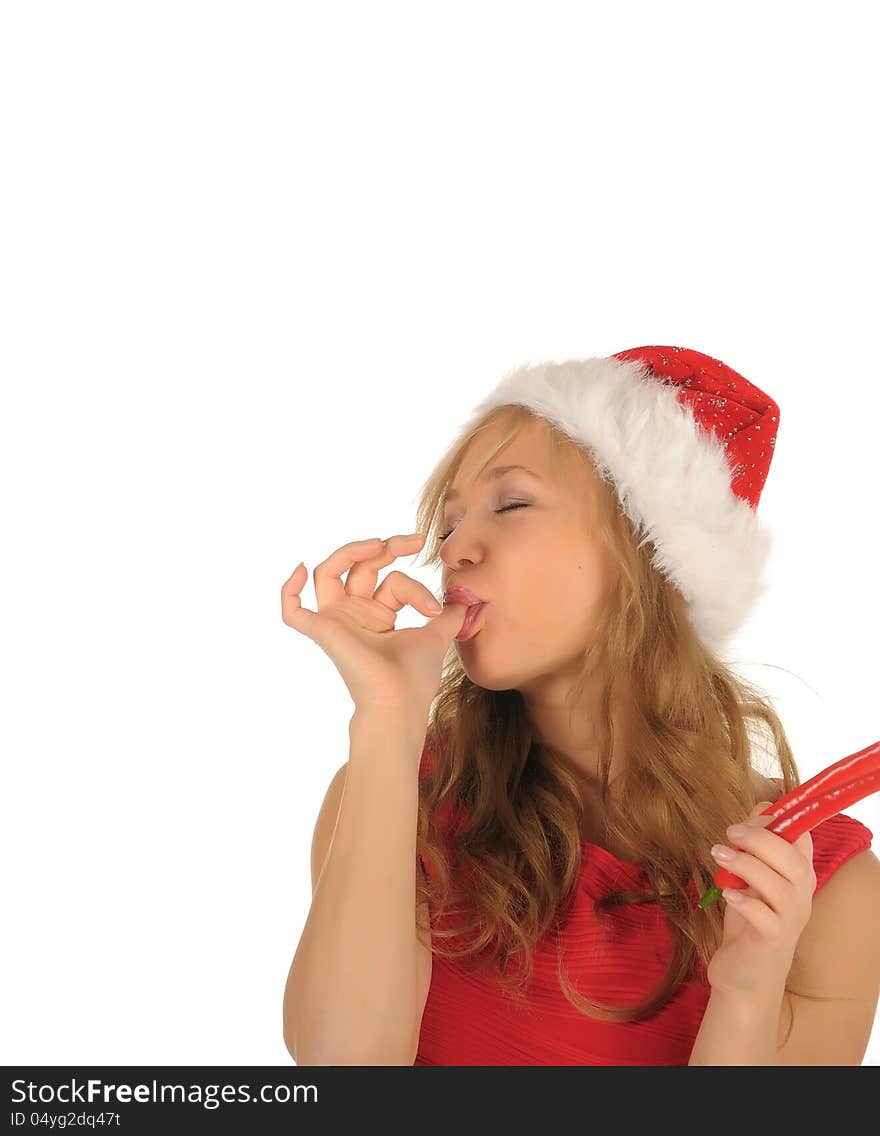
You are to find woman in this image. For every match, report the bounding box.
[282,346,880,1066]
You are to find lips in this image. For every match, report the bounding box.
[443,586,488,643]
[443,586,486,608]
[455,602,486,642]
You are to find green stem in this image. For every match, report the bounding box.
[697,884,722,909]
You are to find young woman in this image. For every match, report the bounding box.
[281,345,880,1066]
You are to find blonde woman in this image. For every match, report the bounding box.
[282,346,880,1066]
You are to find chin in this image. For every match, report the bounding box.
[457,654,534,692]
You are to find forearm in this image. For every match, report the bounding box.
[284,709,428,1065]
[688,984,785,1065]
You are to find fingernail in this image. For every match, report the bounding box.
[727,824,747,840]
[428,598,443,613]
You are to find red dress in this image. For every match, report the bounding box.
[413,747,874,1066]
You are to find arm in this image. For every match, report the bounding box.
[774,848,880,1065]
[690,848,880,1065]
[688,984,785,1065]
[282,708,428,1065]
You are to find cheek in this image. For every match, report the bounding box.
[518,546,609,628]
[547,576,607,630]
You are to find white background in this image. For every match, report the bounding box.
[2,1,878,1066]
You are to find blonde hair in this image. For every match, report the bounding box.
[412,402,831,1044]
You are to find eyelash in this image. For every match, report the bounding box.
[439,502,530,542]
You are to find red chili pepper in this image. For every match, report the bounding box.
[761,737,880,820]
[701,737,880,899]
[697,739,880,910]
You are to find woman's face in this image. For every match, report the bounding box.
[439,416,614,696]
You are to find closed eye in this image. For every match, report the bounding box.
[440,502,529,542]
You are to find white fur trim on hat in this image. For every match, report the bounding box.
[462,355,773,653]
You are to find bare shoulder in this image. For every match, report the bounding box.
[792,846,880,996]
[775,847,880,1064]
[811,845,880,910]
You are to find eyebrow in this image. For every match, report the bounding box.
[442,464,544,506]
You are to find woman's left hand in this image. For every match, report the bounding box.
[705,799,817,1001]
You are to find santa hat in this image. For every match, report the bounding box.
[463,345,780,653]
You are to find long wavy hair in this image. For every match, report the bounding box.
[411,401,831,1047]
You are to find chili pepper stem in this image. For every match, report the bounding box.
[697,885,722,909]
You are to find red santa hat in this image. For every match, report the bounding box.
[463,345,780,653]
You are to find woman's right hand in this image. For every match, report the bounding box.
[281,533,470,715]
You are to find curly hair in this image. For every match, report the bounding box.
[410,401,832,1047]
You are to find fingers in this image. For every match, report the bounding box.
[712,813,816,915]
[345,533,426,599]
[730,807,815,881]
[311,536,388,609]
[372,570,445,619]
[712,844,791,916]
[345,532,451,622]
[281,560,316,633]
[718,885,781,937]
[282,533,438,632]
